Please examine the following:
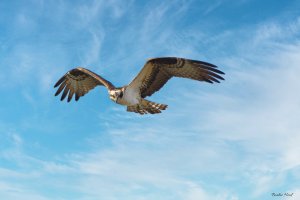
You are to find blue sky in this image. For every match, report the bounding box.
[1,0,300,199]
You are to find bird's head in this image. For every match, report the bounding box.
[109,88,123,102]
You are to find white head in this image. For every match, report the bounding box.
[109,88,123,102]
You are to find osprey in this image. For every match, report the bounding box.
[54,57,225,114]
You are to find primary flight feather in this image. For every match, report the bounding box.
[54,57,225,115]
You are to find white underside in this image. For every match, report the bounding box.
[117,87,140,106]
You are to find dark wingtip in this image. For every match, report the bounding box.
[211,68,225,75]
[54,83,59,88]
[60,87,69,101]
[218,71,225,75]
[67,95,72,102]
[54,81,66,97]
[220,75,225,80]
[203,78,214,84]
[216,76,225,83]
[218,72,225,82]
[192,60,218,68]
[61,95,66,101]
[60,95,65,101]
[54,76,65,88]
[75,93,79,101]
[192,59,226,76]
[54,91,60,96]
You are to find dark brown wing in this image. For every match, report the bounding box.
[127,57,225,98]
[54,67,115,102]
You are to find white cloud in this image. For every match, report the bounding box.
[0,181,50,200]
[203,0,223,15]
[81,30,105,67]
[1,2,300,200]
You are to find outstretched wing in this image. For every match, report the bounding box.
[54,67,115,102]
[127,57,225,98]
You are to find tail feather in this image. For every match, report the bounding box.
[127,99,167,115]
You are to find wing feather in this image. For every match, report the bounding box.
[128,57,225,98]
[54,67,115,102]
[67,86,75,102]
[55,81,67,96]
[61,85,69,101]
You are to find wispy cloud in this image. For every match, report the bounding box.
[1,1,300,200]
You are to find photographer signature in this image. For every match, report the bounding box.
[272,192,294,197]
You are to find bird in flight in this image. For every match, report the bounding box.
[54,57,225,114]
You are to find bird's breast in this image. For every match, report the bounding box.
[117,87,140,106]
